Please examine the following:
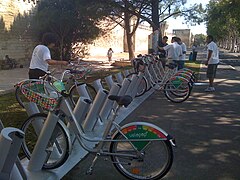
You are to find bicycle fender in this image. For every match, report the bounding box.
[115,122,176,150]
[115,122,170,140]
[58,120,72,154]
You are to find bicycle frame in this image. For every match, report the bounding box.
[58,96,175,156]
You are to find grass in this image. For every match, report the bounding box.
[0,93,28,129]
[185,61,201,73]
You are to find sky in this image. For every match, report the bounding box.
[166,0,209,35]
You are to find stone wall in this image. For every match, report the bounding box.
[0,0,38,67]
[0,0,151,67]
[88,24,151,57]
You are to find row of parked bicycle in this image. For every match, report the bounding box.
[12,54,195,179]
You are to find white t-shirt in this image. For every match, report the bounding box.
[164,42,182,60]
[207,41,219,64]
[180,43,187,61]
[29,45,51,72]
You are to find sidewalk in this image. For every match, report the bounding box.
[0,67,29,95]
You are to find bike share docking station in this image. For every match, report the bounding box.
[0,120,27,180]
[5,69,155,180]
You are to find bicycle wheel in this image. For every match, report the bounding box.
[164,78,191,103]
[110,132,173,180]
[21,113,70,169]
[69,83,97,105]
[126,73,147,97]
[15,86,30,108]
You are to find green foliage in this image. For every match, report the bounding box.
[206,0,240,41]
[194,34,207,46]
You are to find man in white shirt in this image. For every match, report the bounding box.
[158,37,182,65]
[205,35,219,92]
[177,37,187,69]
[29,32,68,79]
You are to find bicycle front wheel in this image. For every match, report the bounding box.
[126,73,147,97]
[69,83,97,105]
[21,113,70,169]
[110,132,173,180]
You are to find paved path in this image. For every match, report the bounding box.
[62,53,240,179]
[0,67,29,94]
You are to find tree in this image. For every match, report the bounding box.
[206,0,240,51]
[96,0,206,59]
[32,0,107,59]
[194,34,207,46]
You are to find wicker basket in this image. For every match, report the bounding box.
[20,80,61,111]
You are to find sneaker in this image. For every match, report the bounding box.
[204,87,215,92]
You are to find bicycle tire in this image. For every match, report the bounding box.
[110,132,173,180]
[21,113,70,169]
[126,73,147,97]
[15,86,30,108]
[164,78,191,103]
[69,83,97,105]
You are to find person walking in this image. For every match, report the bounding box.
[158,36,168,68]
[29,32,68,79]
[158,36,182,65]
[107,48,114,62]
[176,37,187,69]
[204,35,219,92]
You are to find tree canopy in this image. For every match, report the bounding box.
[32,0,109,59]
[206,0,240,51]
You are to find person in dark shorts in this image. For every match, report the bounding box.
[29,32,68,79]
[205,35,219,92]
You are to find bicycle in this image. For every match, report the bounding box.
[15,62,96,109]
[127,55,194,103]
[19,74,176,179]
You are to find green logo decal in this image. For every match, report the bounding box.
[122,125,166,151]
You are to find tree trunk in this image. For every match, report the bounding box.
[151,0,159,32]
[124,11,135,60]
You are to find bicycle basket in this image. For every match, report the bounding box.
[20,80,60,111]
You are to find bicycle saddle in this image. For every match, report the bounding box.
[108,95,133,107]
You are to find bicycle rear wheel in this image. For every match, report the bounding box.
[110,132,173,180]
[69,83,97,105]
[126,73,147,97]
[21,113,70,169]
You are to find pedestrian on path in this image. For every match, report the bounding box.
[204,35,219,92]
[107,48,114,62]
[28,32,68,79]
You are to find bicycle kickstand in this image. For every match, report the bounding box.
[86,153,100,175]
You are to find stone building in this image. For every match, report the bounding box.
[172,29,193,48]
